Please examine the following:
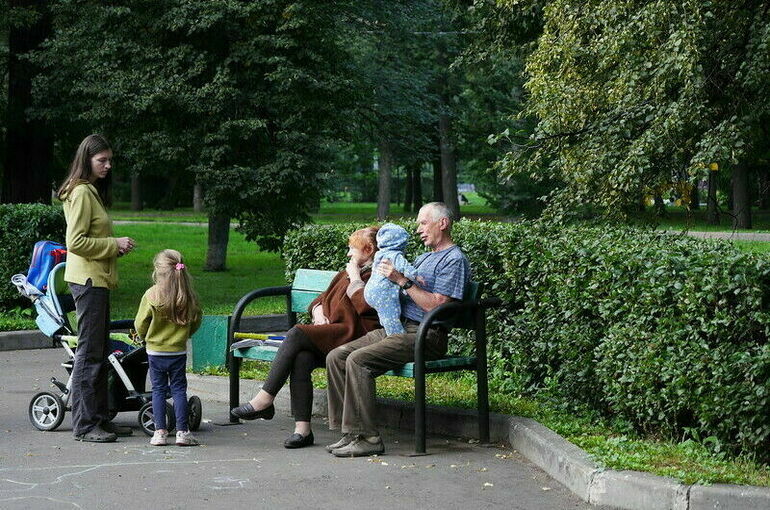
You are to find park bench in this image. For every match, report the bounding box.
[226,268,501,455]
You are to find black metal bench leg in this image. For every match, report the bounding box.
[477,363,490,444]
[229,355,241,423]
[476,308,490,444]
[414,367,427,455]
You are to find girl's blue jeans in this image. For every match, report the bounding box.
[148,354,188,432]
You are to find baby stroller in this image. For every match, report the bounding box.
[12,242,202,436]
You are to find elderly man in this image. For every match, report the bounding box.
[325,202,471,457]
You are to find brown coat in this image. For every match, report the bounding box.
[295,268,380,354]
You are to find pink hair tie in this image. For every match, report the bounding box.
[175,263,185,271]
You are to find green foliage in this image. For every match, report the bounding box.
[283,220,770,460]
[0,204,65,308]
[0,306,36,332]
[28,0,360,251]
[450,0,556,216]
[502,1,770,219]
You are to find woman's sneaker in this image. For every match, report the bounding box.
[150,430,167,446]
[176,430,200,447]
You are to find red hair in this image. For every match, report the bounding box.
[348,226,379,252]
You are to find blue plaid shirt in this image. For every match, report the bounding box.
[400,245,470,323]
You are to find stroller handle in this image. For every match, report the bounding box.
[110,319,135,330]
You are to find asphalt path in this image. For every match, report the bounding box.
[0,348,607,510]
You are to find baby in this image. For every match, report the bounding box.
[364,223,419,336]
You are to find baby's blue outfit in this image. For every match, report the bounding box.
[364,223,419,336]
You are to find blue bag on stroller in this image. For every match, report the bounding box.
[27,240,67,293]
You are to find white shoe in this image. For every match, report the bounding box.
[176,430,200,447]
[150,430,167,446]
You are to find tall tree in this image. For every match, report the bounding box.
[453,0,549,216]
[2,0,53,204]
[348,1,441,216]
[500,1,770,223]
[30,1,358,268]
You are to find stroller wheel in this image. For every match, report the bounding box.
[29,392,66,431]
[138,401,176,436]
[188,396,202,431]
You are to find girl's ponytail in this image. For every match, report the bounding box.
[152,249,201,326]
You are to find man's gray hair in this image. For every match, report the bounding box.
[421,202,454,225]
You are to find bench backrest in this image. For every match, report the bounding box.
[289,268,481,330]
[290,269,338,313]
[452,281,481,330]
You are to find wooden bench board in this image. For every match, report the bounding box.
[290,269,337,313]
[231,345,477,378]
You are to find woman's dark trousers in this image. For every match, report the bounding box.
[260,327,323,422]
[69,280,110,436]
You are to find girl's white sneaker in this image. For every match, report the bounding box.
[176,430,199,446]
[150,430,167,446]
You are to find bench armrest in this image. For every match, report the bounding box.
[414,296,502,368]
[229,286,292,345]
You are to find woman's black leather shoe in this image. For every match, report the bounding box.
[284,431,314,449]
[230,402,275,421]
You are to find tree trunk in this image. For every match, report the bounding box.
[432,152,443,202]
[654,194,666,217]
[394,165,401,206]
[732,164,752,229]
[707,171,719,225]
[2,0,53,204]
[759,166,770,210]
[403,165,413,213]
[413,162,423,211]
[193,183,205,212]
[205,213,230,271]
[439,110,460,219]
[130,174,142,211]
[689,180,700,211]
[376,140,392,220]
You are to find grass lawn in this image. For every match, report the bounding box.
[110,192,500,225]
[109,223,287,321]
[635,205,770,233]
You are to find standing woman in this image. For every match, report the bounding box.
[57,134,135,442]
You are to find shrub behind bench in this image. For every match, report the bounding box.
[283,220,770,460]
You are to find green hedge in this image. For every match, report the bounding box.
[0,204,66,309]
[283,221,770,459]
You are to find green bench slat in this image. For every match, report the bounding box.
[290,269,337,313]
[232,346,475,378]
[290,290,324,313]
[232,345,280,361]
[383,357,477,377]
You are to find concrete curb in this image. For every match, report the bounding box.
[0,330,54,351]
[187,373,770,510]
[0,314,287,352]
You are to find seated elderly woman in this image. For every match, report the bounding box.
[231,226,381,448]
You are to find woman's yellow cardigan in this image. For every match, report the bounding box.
[62,181,119,289]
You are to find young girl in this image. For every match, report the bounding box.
[134,249,202,446]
